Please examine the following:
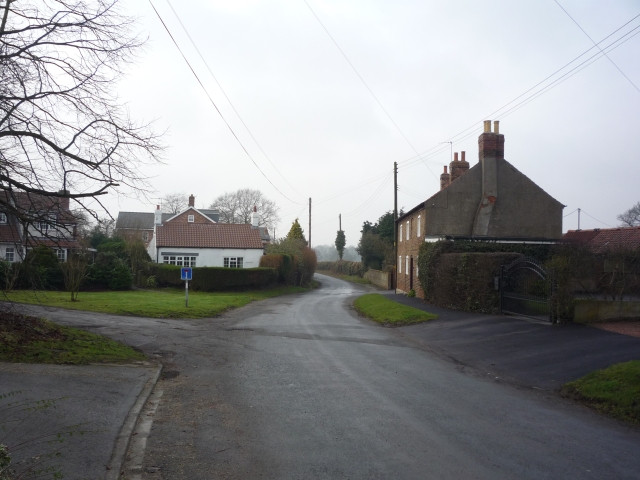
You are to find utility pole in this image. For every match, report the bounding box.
[309,197,312,248]
[393,162,398,288]
[578,208,581,231]
[339,213,341,231]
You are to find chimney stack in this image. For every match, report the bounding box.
[58,189,70,210]
[449,151,470,183]
[478,120,504,162]
[188,194,195,207]
[472,120,504,236]
[440,166,450,190]
[251,205,260,228]
[154,204,162,226]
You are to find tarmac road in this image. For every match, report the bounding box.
[19,275,640,479]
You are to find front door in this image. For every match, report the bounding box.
[409,257,414,291]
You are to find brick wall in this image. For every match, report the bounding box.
[396,206,425,296]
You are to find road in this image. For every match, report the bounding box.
[27,274,640,479]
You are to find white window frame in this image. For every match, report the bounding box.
[406,221,410,240]
[399,224,403,242]
[0,213,6,224]
[56,249,66,262]
[142,231,149,241]
[417,215,421,237]
[223,257,244,269]
[398,256,402,273]
[5,247,14,262]
[188,215,195,223]
[405,256,409,275]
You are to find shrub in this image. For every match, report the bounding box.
[108,264,133,290]
[260,254,297,285]
[86,252,132,290]
[20,246,63,290]
[298,247,317,286]
[146,275,158,288]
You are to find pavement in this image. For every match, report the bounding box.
[381,290,640,390]
[2,277,640,479]
[0,361,160,480]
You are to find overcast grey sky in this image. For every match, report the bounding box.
[103,0,640,246]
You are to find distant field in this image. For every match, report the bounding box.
[4,286,311,319]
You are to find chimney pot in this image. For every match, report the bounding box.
[483,120,491,133]
[444,166,448,173]
[461,151,466,161]
[493,120,500,134]
[453,152,459,162]
[156,205,160,210]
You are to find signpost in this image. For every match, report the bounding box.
[181,267,192,307]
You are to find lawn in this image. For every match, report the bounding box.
[316,270,371,285]
[0,312,145,364]
[561,360,640,424]
[354,293,438,326]
[4,285,311,319]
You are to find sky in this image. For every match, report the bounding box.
[101,0,640,247]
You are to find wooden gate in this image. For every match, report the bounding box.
[500,257,555,323]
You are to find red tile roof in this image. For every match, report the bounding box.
[155,223,264,249]
[563,227,640,253]
[0,224,22,244]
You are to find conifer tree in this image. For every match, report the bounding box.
[286,218,307,244]
[335,230,346,260]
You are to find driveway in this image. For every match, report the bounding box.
[383,292,640,390]
[10,276,640,479]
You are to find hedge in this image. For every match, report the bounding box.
[144,264,278,291]
[316,260,364,277]
[260,254,297,285]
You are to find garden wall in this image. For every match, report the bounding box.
[364,269,392,290]
[573,299,640,323]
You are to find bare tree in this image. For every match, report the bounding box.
[0,0,163,228]
[617,201,640,227]
[209,189,279,230]
[162,192,188,214]
[61,251,89,301]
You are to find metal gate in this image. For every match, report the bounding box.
[500,257,554,323]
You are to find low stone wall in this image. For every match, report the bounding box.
[364,269,391,290]
[573,299,640,323]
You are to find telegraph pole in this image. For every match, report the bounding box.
[393,162,398,288]
[578,208,581,231]
[339,213,341,231]
[309,197,312,248]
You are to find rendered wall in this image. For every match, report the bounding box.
[151,246,264,268]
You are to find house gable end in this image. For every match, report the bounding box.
[165,207,215,224]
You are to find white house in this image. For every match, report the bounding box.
[146,195,270,268]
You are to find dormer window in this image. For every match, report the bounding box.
[188,215,194,223]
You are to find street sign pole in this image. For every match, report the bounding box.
[181,267,193,308]
[185,279,189,308]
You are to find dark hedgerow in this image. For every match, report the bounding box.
[145,264,278,291]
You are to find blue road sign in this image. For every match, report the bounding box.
[181,267,192,281]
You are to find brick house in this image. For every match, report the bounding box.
[145,195,270,268]
[396,121,564,295]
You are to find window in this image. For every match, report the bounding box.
[56,249,66,261]
[163,255,196,267]
[0,213,6,224]
[142,231,149,241]
[224,257,243,268]
[5,247,14,262]
[399,224,403,242]
[405,256,409,275]
[398,256,402,273]
[36,221,50,232]
[417,215,421,237]
[406,221,410,240]
[188,215,194,223]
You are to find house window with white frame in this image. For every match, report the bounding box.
[405,256,409,275]
[417,215,421,237]
[188,215,194,223]
[0,213,6,224]
[399,224,403,242]
[223,257,243,268]
[398,256,401,273]
[56,249,66,261]
[5,247,14,262]
[163,255,196,267]
[406,221,410,240]
[36,220,50,233]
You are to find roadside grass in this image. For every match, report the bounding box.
[4,285,312,319]
[0,312,145,364]
[354,293,437,326]
[561,360,640,424]
[316,270,371,285]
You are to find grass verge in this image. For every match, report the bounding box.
[354,293,437,326]
[561,360,640,424]
[4,285,312,319]
[316,270,371,285]
[0,312,145,364]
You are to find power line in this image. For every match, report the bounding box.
[563,208,578,218]
[164,0,306,200]
[554,0,640,94]
[303,0,437,178]
[147,0,303,205]
[581,210,614,228]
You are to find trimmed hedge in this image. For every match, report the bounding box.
[145,264,278,291]
[317,260,364,277]
[260,254,297,285]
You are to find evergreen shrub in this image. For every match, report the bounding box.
[148,264,278,291]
